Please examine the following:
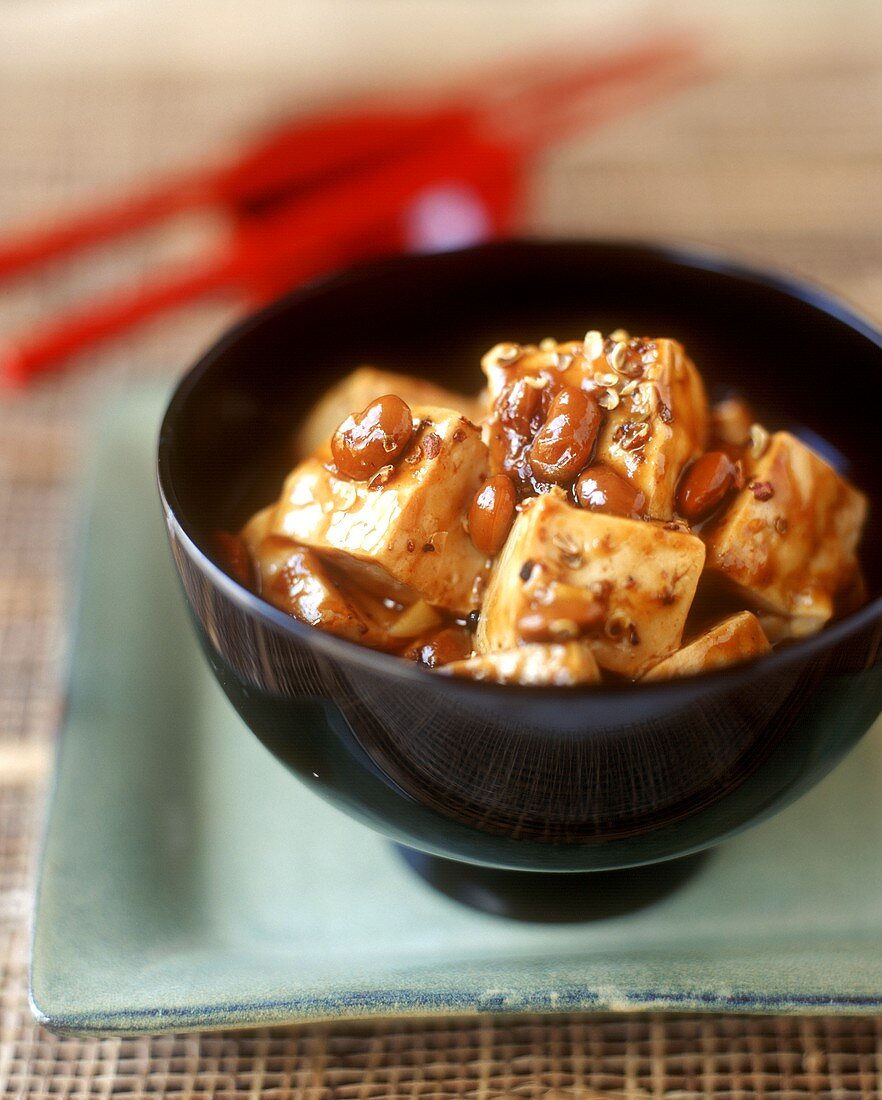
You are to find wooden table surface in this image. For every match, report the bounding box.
[1,18,882,1097]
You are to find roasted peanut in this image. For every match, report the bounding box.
[575,465,646,518]
[499,377,546,434]
[486,377,551,487]
[469,474,517,555]
[528,385,601,483]
[331,394,414,480]
[676,451,738,520]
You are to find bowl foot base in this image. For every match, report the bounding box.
[396,846,708,922]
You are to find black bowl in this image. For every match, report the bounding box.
[158,240,882,878]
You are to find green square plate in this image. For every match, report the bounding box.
[30,389,882,1036]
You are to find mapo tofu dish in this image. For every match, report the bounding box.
[219,331,868,686]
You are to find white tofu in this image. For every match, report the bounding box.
[593,338,709,519]
[703,432,867,633]
[240,507,396,648]
[442,643,601,686]
[295,366,483,459]
[642,611,771,681]
[269,406,489,614]
[476,495,705,677]
[480,336,708,518]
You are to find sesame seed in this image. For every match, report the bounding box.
[583,330,604,360]
[608,343,628,372]
[480,342,522,371]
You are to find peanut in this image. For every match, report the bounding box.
[575,465,646,518]
[528,386,601,483]
[468,474,517,555]
[676,451,738,520]
[331,394,414,480]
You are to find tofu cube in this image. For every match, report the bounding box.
[295,366,483,459]
[642,611,771,681]
[481,336,708,518]
[240,507,396,648]
[442,642,601,686]
[703,432,867,633]
[269,407,488,614]
[593,338,709,519]
[477,495,705,677]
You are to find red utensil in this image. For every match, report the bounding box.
[0,107,471,283]
[0,38,702,387]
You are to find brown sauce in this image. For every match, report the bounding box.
[216,331,869,685]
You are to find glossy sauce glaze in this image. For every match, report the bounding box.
[215,330,868,685]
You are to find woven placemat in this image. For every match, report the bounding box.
[2,48,882,1098]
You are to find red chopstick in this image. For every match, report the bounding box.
[0,108,475,284]
[0,38,703,387]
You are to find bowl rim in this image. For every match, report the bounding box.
[157,236,882,701]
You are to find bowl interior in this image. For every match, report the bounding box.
[162,240,882,608]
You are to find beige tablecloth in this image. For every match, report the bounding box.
[2,31,882,1098]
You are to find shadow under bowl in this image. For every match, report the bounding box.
[157,239,882,876]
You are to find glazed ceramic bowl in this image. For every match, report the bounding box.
[158,240,882,875]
